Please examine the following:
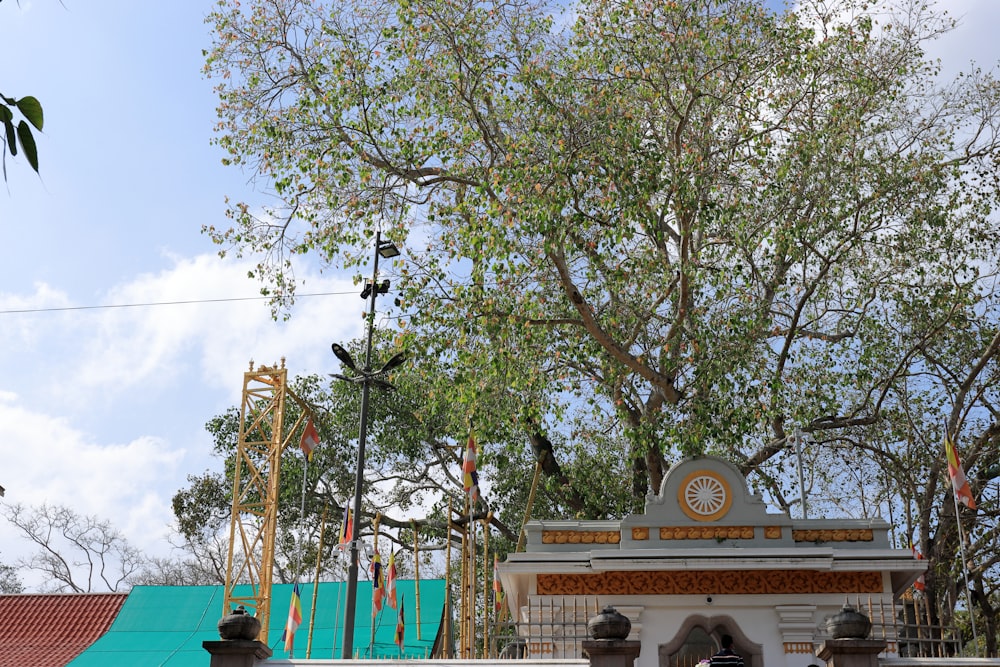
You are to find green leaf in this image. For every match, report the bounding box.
[16,96,43,130]
[16,121,38,172]
[4,120,16,157]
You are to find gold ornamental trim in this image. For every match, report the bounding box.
[541,530,621,545]
[632,527,650,540]
[765,526,782,539]
[659,526,754,540]
[784,642,816,654]
[535,570,884,596]
[792,529,873,542]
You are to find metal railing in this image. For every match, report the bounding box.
[485,594,967,661]
[490,596,599,659]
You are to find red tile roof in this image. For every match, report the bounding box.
[0,592,127,667]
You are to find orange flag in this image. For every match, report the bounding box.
[911,546,926,592]
[462,432,480,500]
[282,583,303,653]
[385,551,398,609]
[299,419,320,461]
[394,594,405,650]
[338,506,353,550]
[945,428,977,509]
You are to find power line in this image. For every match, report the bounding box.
[0,290,358,315]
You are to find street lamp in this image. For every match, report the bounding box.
[332,231,406,659]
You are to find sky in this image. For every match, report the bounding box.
[0,0,998,592]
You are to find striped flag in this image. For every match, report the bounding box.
[945,428,977,509]
[394,594,405,650]
[299,419,320,461]
[462,432,480,500]
[338,506,353,550]
[911,546,926,592]
[371,551,384,616]
[493,553,503,611]
[282,583,303,653]
[386,551,398,609]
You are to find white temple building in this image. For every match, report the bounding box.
[497,455,927,667]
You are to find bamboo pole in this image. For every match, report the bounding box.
[445,504,453,659]
[469,505,477,658]
[305,508,328,659]
[411,518,422,641]
[460,502,470,658]
[483,513,491,657]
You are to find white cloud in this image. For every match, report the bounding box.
[53,252,369,407]
[0,397,183,585]
[0,251,385,590]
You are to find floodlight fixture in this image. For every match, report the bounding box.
[380,351,408,373]
[331,343,357,372]
[377,239,400,258]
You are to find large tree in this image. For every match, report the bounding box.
[204,0,1000,491]
[204,0,1000,648]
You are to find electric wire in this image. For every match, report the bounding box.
[0,290,358,315]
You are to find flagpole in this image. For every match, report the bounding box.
[445,504,453,659]
[331,553,346,657]
[305,507,328,659]
[286,455,311,659]
[946,422,979,655]
[296,455,309,574]
[951,483,980,654]
[483,513,491,657]
[412,518,422,641]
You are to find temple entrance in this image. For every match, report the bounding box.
[658,615,761,667]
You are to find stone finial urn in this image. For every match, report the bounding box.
[826,604,872,639]
[218,605,261,641]
[588,605,631,640]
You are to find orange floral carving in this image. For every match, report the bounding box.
[536,570,884,595]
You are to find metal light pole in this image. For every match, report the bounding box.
[333,231,403,659]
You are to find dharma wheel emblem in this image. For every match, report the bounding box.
[678,470,732,521]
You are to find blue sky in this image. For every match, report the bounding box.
[1,0,997,591]
[1,1,370,588]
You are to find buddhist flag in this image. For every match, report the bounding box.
[493,553,503,611]
[945,428,977,509]
[282,583,303,652]
[371,551,384,616]
[386,551,398,609]
[462,432,480,500]
[299,419,320,462]
[338,506,353,550]
[394,594,406,650]
[911,546,926,592]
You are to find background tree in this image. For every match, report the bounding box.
[0,557,23,594]
[1,502,148,593]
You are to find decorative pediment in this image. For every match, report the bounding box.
[619,456,794,548]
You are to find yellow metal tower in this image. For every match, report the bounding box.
[222,359,312,643]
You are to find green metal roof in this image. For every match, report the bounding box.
[67,580,446,666]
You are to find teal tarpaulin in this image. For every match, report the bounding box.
[68,580,445,666]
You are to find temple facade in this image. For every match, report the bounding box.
[497,456,925,667]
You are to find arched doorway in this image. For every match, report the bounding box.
[658,615,762,667]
